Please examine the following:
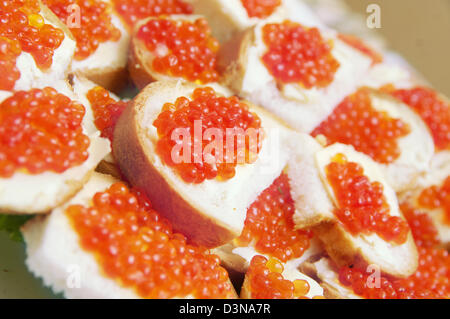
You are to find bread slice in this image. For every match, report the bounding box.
[288,142,418,277]
[12,2,76,92]
[218,21,372,133]
[113,80,294,247]
[186,0,288,43]
[0,81,111,214]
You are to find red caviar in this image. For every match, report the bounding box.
[44,0,121,60]
[153,87,263,184]
[66,182,234,299]
[242,0,281,18]
[112,0,193,26]
[246,255,320,299]
[418,176,450,225]
[86,86,127,142]
[326,154,409,244]
[338,33,383,65]
[261,21,340,89]
[0,37,21,90]
[338,206,450,299]
[236,173,312,262]
[391,87,450,150]
[401,202,440,248]
[137,18,219,84]
[0,87,89,178]
[312,88,411,164]
[0,0,65,70]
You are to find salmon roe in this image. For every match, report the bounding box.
[153,87,263,184]
[236,173,313,262]
[326,154,409,244]
[112,0,193,26]
[137,18,220,84]
[338,33,383,65]
[261,21,340,89]
[241,0,281,18]
[44,0,121,60]
[0,0,65,71]
[0,37,21,90]
[312,88,411,164]
[66,182,234,299]
[246,256,322,299]
[391,87,450,150]
[338,206,450,299]
[417,176,450,225]
[0,87,90,178]
[86,86,127,142]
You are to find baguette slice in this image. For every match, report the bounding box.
[23,172,238,298]
[187,0,288,43]
[218,21,372,133]
[288,142,418,277]
[113,80,294,247]
[0,81,110,214]
[12,2,76,91]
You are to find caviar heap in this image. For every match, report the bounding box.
[66,182,234,299]
[112,0,193,26]
[261,21,340,89]
[43,0,121,60]
[326,154,409,244]
[153,87,263,184]
[391,87,450,151]
[246,255,322,299]
[0,0,65,88]
[338,34,383,65]
[236,173,312,262]
[241,0,281,18]
[86,86,127,142]
[338,204,450,299]
[137,18,220,84]
[0,88,90,178]
[312,89,411,164]
[417,176,450,225]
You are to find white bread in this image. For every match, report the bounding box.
[288,142,418,277]
[67,1,130,92]
[0,81,111,214]
[186,0,288,43]
[218,22,372,133]
[13,3,76,92]
[112,80,294,247]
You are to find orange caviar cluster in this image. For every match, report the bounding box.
[0,0,65,73]
[137,18,219,84]
[236,173,312,262]
[246,256,321,299]
[261,21,340,89]
[112,0,193,26]
[312,89,411,164]
[0,88,89,178]
[86,86,127,142]
[66,182,234,299]
[0,37,21,90]
[326,154,409,244]
[391,87,450,150]
[338,207,450,299]
[338,33,383,65]
[418,176,450,225]
[153,87,263,184]
[241,0,281,18]
[44,0,121,60]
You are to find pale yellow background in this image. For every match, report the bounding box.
[345,0,450,96]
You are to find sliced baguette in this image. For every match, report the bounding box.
[113,80,294,247]
[218,22,372,133]
[0,81,111,214]
[288,142,418,277]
